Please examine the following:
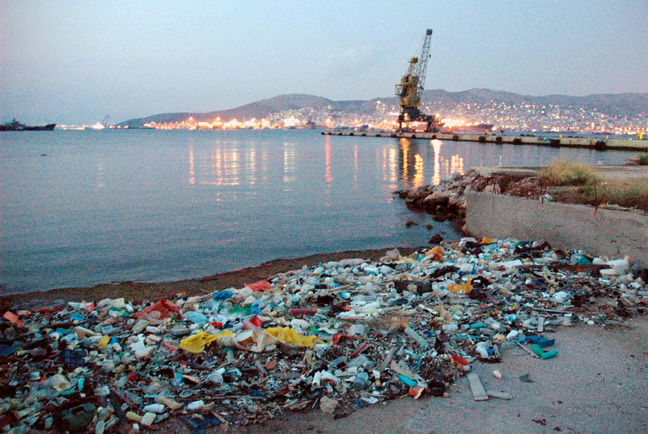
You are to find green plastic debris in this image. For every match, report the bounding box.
[398,374,418,387]
[532,343,559,359]
[540,350,559,359]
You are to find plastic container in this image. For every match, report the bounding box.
[352,372,369,390]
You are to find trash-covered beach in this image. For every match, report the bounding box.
[1,237,645,433]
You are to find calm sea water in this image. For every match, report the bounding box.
[0,129,630,293]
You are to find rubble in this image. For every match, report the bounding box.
[0,237,646,432]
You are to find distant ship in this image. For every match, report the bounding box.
[0,119,56,131]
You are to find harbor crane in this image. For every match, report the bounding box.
[395,29,440,132]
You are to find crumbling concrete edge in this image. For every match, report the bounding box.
[465,191,648,267]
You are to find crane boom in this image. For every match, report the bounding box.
[395,29,440,132]
[416,29,433,100]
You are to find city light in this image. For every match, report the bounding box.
[126,99,646,135]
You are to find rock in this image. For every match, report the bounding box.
[405,221,418,228]
[433,211,447,222]
[320,396,339,414]
[395,190,410,198]
[406,186,432,202]
[429,234,443,244]
[385,248,400,260]
[422,191,450,209]
[483,184,501,194]
[426,223,434,230]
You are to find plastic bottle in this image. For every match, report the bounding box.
[404,326,430,348]
[143,403,165,414]
[132,319,149,334]
[607,258,630,274]
[352,372,369,390]
[475,341,490,358]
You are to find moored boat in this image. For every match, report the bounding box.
[23,123,56,131]
[0,119,56,131]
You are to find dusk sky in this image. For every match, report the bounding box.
[1,0,647,124]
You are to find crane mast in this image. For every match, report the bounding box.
[395,29,440,132]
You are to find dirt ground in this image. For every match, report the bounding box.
[161,317,648,434]
[466,165,648,213]
[473,165,648,182]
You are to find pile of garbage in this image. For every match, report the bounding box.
[1,238,646,433]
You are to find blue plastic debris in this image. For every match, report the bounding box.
[0,344,17,358]
[70,313,85,322]
[526,335,555,348]
[180,416,221,434]
[212,290,233,301]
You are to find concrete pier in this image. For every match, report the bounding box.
[322,130,648,152]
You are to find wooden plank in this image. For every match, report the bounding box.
[467,373,489,401]
[487,390,513,400]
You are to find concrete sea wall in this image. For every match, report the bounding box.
[465,191,648,267]
[324,130,648,152]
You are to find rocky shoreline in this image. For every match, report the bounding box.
[394,165,648,238]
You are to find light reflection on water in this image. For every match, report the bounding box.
[0,130,630,293]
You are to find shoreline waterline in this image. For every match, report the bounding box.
[0,245,426,309]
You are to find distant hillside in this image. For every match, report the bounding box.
[420,88,648,117]
[117,89,648,127]
[117,94,367,128]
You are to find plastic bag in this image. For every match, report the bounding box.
[263,327,325,348]
[180,331,233,354]
[245,281,272,292]
[448,278,473,294]
[134,299,182,320]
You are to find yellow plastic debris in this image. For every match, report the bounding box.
[180,331,232,354]
[263,327,325,348]
[481,237,494,244]
[98,335,110,348]
[448,278,473,294]
[426,246,445,257]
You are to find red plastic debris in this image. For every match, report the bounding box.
[3,311,22,327]
[133,299,182,320]
[250,315,263,328]
[289,308,315,318]
[350,343,371,358]
[332,334,362,346]
[39,308,62,315]
[451,354,469,369]
[245,281,272,292]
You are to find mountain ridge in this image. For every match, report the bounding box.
[117,89,648,128]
